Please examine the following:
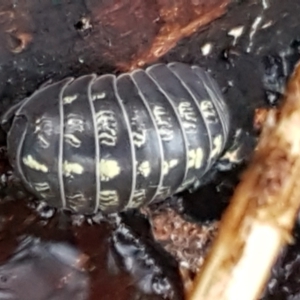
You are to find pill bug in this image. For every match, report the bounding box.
[1,62,230,215]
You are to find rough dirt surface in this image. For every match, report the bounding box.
[143,203,219,275]
[1,0,300,299]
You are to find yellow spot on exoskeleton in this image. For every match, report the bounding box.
[99,190,119,207]
[156,186,170,198]
[188,148,203,169]
[33,182,50,192]
[162,159,178,175]
[153,106,174,141]
[63,94,78,104]
[63,161,84,177]
[92,92,106,100]
[200,100,217,121]
[67,193,86,212]
[210,135,223,159]
[178,102,197,122]
[138,161,151,177]
[96,110,118,146]
[99,159,121,181]
[23,155,48,173]
[64,134,81,148]
[127,189,146,208]
[132,130,146,147]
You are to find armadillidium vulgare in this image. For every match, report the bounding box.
[1,62,230,215]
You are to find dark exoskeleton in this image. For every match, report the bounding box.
[1,62,230,214]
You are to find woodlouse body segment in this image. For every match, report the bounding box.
[2,62,230,214]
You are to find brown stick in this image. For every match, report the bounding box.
[188,61,300,300]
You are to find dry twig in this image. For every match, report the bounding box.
[188,61,300,300]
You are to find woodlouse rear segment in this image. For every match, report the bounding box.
[2,62,230,214]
